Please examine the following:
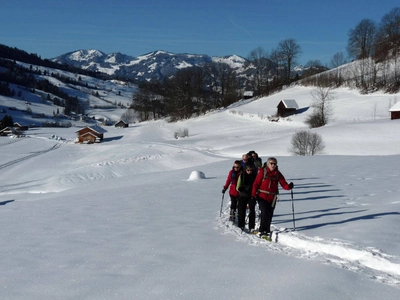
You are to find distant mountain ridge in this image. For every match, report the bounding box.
[52,50,249,82]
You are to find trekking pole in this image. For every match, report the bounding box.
[220,193,225,217]
[291,189,296,230]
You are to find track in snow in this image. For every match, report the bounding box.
[0,143,61,170]
[216,206,400,287]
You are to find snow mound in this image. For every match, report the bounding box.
[187,170,206,181]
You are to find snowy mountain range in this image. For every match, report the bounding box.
[52,49,250,82]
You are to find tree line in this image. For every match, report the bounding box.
[0,58,84,115]
[129,7,399,123]
[303,7,400,93]
[129,38,305,122]
[0,44,111,80]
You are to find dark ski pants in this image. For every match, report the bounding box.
[237,196,248,228]
[247,197,257,230]
[258,200,275,233]
[237,196,257,230]
[229,195,238,211]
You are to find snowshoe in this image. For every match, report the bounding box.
[260,232,272,241]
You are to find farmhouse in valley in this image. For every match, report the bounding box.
[75,125,107,143]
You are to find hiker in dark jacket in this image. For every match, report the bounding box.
[236,163,257,232]
[251,157,293,238]
[222,160,242,221]
[241,152,257,174]
[249,151,262,169]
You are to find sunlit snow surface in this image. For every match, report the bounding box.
[1,85,400,299]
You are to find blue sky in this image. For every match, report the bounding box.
[1,0,399,65]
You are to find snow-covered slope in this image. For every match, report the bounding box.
[1,84,400,299]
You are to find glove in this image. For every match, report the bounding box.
[222,188,227,194]
[289,182,294,189]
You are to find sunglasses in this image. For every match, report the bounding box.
[268,162,277,165]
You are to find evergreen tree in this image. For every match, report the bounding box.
[0,115,13,129]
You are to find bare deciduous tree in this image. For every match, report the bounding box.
[121,108,138,123]
[276,38,302,84]
[289,130,325,156]
[306,59,323,68]
[347,18,376,60]
[371,101,377,120]
[305,86,334,128]
[330,52,347,69]
[375,7,400,62]
[205,62,239,108]
[269,47,286,88]
[308,132,325,155]
[329,51,347,86]
[246,46,272,95]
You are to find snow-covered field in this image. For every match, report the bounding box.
[1,85,400,299]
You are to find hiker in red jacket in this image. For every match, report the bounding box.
[251,157,293,238]
[222,160,242,221]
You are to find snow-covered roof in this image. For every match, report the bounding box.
[13,122,27,127]
[280,99,299,109]
[88,125,108,134]
[80,131,98,138]
[244,91,254,97]
[389,102,400,112]
[0,126,17,133]
[75,125,108,134]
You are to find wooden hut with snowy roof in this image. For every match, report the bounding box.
[277,99,299,117]
[75,125,107,143]
[0,126,18,136]
[13,122,29,131]
[114,119,129,128]
[389,102,400,120]
[243,91,254,99]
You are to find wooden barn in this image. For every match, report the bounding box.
[277,99,299,117]
[115,120,129,128]
[0,126,18,136]
[75,125,107,144]
[243,91,254,99]
[389,102,400,120]
[13,122,29,131]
